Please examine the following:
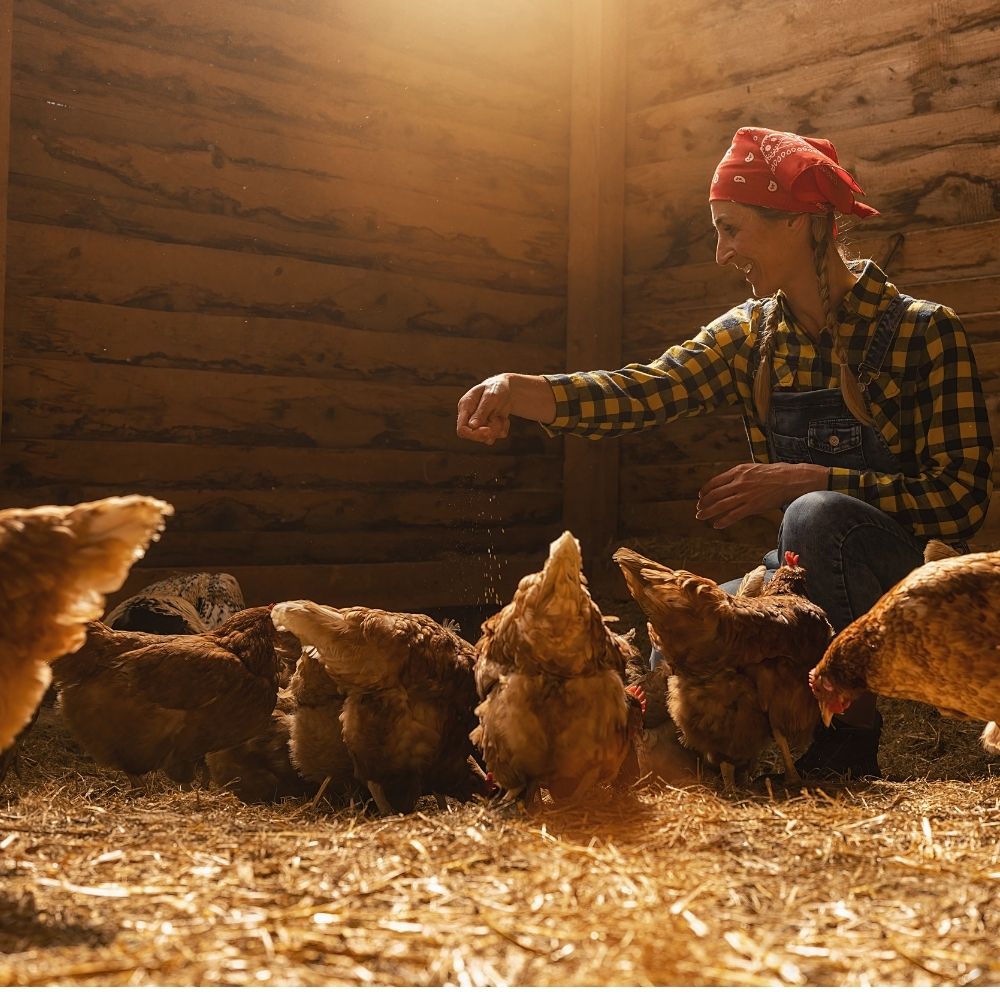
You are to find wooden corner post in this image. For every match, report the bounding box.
[564,0,626,574]
[0,0,10,443]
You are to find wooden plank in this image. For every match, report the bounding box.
[0,484,562,534]
[626,0,999,110]
[2,357,560,453]
[5,296,565,385]
[0,439,561,492]
[7,223,566,345]
[8,166,567,298]
[627,16,1000,164]
[0,0,10,435]
[104,553,553,612]
[75,523,564,570]
[620,498,780,549]
[19,0,573,109]
[10,0,572,139]
[11,15,569,193]
[620,460,740,504]
[562,0,626,564]
[252,0,572,94]
[10,90,564,226]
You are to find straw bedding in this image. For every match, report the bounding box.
[3,566,1000,986]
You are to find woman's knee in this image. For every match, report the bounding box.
[781,491,856,537]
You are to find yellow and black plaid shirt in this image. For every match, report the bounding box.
[544,260,994,542]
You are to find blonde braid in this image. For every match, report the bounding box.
[812,213,873,426]
[752,299,780,425]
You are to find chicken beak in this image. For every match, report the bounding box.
[820,704,835,728]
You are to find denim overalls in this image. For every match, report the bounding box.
[737,293,928,632]
[765,294,909,479]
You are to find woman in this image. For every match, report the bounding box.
[456,126,994,779]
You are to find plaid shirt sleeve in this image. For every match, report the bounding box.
[542,311,750,439]
[826,302,994,542]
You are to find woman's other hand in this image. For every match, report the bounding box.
[696,462,829,529]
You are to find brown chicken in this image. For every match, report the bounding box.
[810,548,1000,753]
[472,531,638,809]
[0,495,173,781]
[270,601,488,814]
[283,647,366,804]
[614,548,834,790]
[205,690,317,804]
[52,606,282,786]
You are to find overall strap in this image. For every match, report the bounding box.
[856,294,911,389]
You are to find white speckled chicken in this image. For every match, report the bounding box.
[104,572,245,634]
[0,495,172,780]
[270,602,487,814]
[810,548,1000,754]
[614,548,833,790]
[472,531,638,809]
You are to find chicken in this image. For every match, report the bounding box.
[104,572,245,633]
[0,495,173,780]
[624,656,703,788]
[106,594,208,635]
[471,531,637,809]
[270,602,487,815]
[809,549,1000,754]
[205,690,316,804]
[283,647,365,804]
[614,547,834,791]
[52,606,282,786]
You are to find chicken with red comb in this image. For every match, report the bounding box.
[614,545,833,791]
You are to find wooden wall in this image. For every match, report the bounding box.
[5,0,997,609]
[620,0,1000,581]
[1,0,574,610]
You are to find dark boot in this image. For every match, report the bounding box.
[793,711,883,779]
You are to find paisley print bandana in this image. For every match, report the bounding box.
[710,126,879,218]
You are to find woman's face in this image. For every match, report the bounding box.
[710,200,810,297]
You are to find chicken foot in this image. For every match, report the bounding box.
[719,761,737,794]
[496,779,541,813]
[772,729,801,786]
[367,780,395,816]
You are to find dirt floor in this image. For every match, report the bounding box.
[3,553,1000,986]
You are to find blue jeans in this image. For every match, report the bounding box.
[737,491,925,632]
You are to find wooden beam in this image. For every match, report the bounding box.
[0,0,11,437]
[564,0,626,574]
[106,554,548,615]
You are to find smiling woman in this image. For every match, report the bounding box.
[456,124,995,781]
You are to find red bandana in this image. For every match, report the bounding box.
[710,126,879,219]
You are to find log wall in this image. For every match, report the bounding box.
[5,1,997,608]
[620,0,1000,581]
[1,0,573,610]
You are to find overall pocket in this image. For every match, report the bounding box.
[807,418,864,468]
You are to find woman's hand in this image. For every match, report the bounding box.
[456,374,557,445]
[696,462,829,529]
[456,375,513,445]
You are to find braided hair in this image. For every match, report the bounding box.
[751,210,873,427]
